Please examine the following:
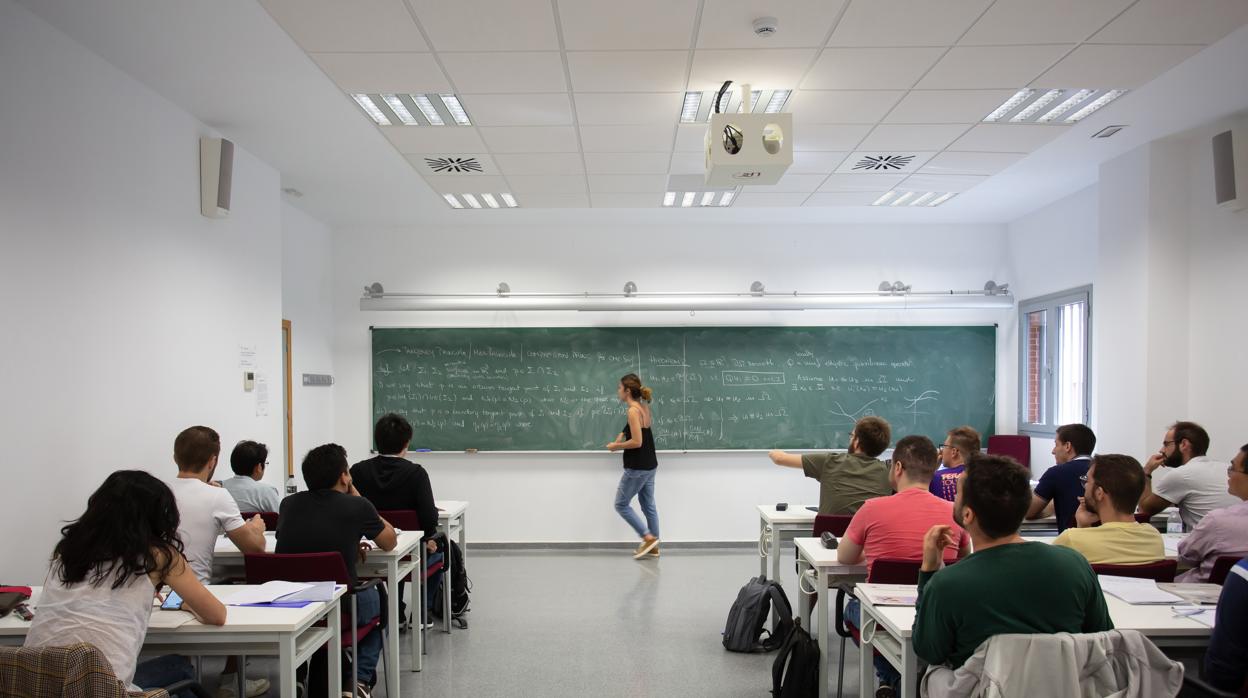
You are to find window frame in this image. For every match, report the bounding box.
[1018,285,1092,437]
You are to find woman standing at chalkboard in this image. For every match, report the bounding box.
[606,373,661,559]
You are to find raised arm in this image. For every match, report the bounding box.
[768,450,803,469]
[1137,453,1175,517]
[226,514,267,553]
[160,551,226,626]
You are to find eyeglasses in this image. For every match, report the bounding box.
[1228,467,1245,476]
[1079,474,1090,484]
[1162,440,1176,447]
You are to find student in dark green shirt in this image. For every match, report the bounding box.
[914,454,1112,669]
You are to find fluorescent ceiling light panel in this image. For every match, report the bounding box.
[1036,89,1094,123]
[443,194,463,209]
[1065,89,1128,123]
[681,192,695,207]
[928,192,956,206]
[412,94,444,125]
[439,94,472,126]
[501,193,519,208]
[462,193,482,209]
[909,192,936,206]
[700,192,715,206]
[872,191,898,206]
[764,90,791,114]
[680,92,702,124]
[890,192,915,206]
[481,193,500,209]
[352,94,391,126]
[663,191,676,207]
[1009,89,1062,123]
[982,89,1035,123]
[706,91,733,121]
[381,94,418,126]
[737,91,762,114]
[719,192,734,206]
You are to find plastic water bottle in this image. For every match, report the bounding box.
[1166,509,1184,534]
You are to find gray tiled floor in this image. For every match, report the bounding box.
[214,548,866,697]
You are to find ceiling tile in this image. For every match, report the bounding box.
[835,151,936,174]
[900,173,988,192]
[828,0,993,46]
[883,90,1016,124]
[260,0,428,52]
[916,45,1073,89]
[559,0,699,50]
[580,124,676,153]
[688,49,819,90]
[788,90,905,124]
[420,175,509,194]
[668,150,705,173]
[794,124,873,151]
[960,0,1135,45]
[789,151,850,173]
[311,52,450,93]
[802,48,945,90]
[409,0,558,51]
[592,193,665,208]
[697,0,846,48]
[949,124,1062,152]
[515,193,590,208]
[919,151,1025,176]
[574,93,684,125]
[567,52,690,93]
[584,153,672,174]
[733,193,813,207]
[440,52,568,93]
[405,153,501,176]
[674,124,710,152]
[1035,44,1203,89]
[742,173,828,193]
[804,192,882,206]
[459,94,574,126]
[383,126,486,153]
[505,175,588,194]
[1091,0,1248,44]
[588,174,669,193]
[859,124,969,151]
[493,152,586,176]
[818,173,908,192]
[478,126,580,153]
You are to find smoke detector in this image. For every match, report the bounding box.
[752,17,778,37]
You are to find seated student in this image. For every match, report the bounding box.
[351,413,441,628]
[929,426,979,502]
[24,471,227,695]
[913,455,1112,671]
[1176,443,1248,582]
[1026,423,1096,532]
[221,440,282,514]
[1052,454,1164,564]
[838,435,971,694]
[1205,556,1248,692]
[1138,421,1237,530]
[768,416,892,514]
[278,444,398,698]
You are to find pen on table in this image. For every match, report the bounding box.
[1170,605,1210,617]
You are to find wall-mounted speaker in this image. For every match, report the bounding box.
[1212,122,1247,211]
[200,137,233,218]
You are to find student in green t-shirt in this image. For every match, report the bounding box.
[768,416,892,514]
[914,454,1112,669]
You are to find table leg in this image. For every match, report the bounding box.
[414,545,424,671]
[759,516,769,578]
[442,533,453,633]
[279,636,296,698]
[386,559,400,698]
[458,512,467,565]
[771,525,783,584]
[328,600,342,697]
[900,640,918,698]
[815,569,828,698]
[796,559,812,628]
[859,605,874,698]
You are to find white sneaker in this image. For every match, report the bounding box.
[216,675,271,698]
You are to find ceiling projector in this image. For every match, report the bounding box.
[705,82,793,187]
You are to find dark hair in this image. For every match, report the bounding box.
[174,425,220,472]
[946,426,981,461]
[620,373,653,403]
[303,443,349,490]
[961,455,1031,539]
[374,413,414,455]
[53,470,183,589]
[893,435,939,483]
[1089,454,1145,515]
[1171,421,1211,457]
[1055,423,1097,456]
[1235,444,1248,472]
[230,440,268,477]
[853,416,891,457]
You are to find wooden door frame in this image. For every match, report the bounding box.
[282,319,293,481]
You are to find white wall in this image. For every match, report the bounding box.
[329,223,1013,543]
[0,0,285,584]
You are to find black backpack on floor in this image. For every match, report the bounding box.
[771,618,820,697]
[722,575,793,653]
[430,538,471,628]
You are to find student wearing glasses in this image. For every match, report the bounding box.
[929,426,979,502]
[221,440,282,514]
[1052,454,1164,564]
[1175,443,1248,582]
[1137,421,1236,530]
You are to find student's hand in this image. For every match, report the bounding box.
[426,539,438,554]
[921,525,958,573]
[1074,497,1100,528]
[768,450,785,464]
[605,442,618,451]
[248,514,266,531]
[358,542,372,563]
[1143,453,1165,475]
[209,480,223,488]
[348,483,361,497]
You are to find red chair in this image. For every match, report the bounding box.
[833,558,924,698]
[1092,560,1177,583]
[1209,556,1242,586]
[244,552,385,698]
[239,511,279,531]
[813,514,853,537]
[377,510,445,640]
[987,434,1031,471]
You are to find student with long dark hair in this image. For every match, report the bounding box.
[606,373,660,559]
[24,470,226,692]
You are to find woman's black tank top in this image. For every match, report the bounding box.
[621,422,658,470]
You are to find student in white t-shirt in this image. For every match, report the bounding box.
[1138,421,1237,530]
[170,426,267,698]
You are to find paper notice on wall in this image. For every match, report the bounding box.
[239,344,257,369]
[255,373,270,417]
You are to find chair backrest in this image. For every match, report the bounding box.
[0,643,143,698]
[986,434,1031,470]
[377,509,424,532]
[244,552,350,586]
[239,511,279,531]
[1209,556,1242,586]
[1092,560,1177,583]
[868,558,923,584]
[812,514,852,537]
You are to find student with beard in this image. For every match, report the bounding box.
[1138,421,1236,530]
[1052,454,1164,564]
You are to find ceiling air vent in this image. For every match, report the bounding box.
[1091,125,1126,139]
[425,157,484,174]
[852,154,915,171]
[835,152,932,175]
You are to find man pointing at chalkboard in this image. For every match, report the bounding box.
[769,416,893,514]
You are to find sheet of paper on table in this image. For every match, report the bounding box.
[1158,583,1222,605]
[858,584,919,606]
[1099,575,1183,605]
[225,581,312,606]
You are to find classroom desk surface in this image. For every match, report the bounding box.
[757,504,819,588]
[0,585,344,698]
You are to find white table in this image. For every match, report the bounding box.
[213,530,422,694]
[0,585,343,698]
[435,500,469,635]
[856,583,1214,698]
[758,504,819,585]
[794,537,868,698]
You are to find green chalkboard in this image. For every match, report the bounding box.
[371,326,996,451]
